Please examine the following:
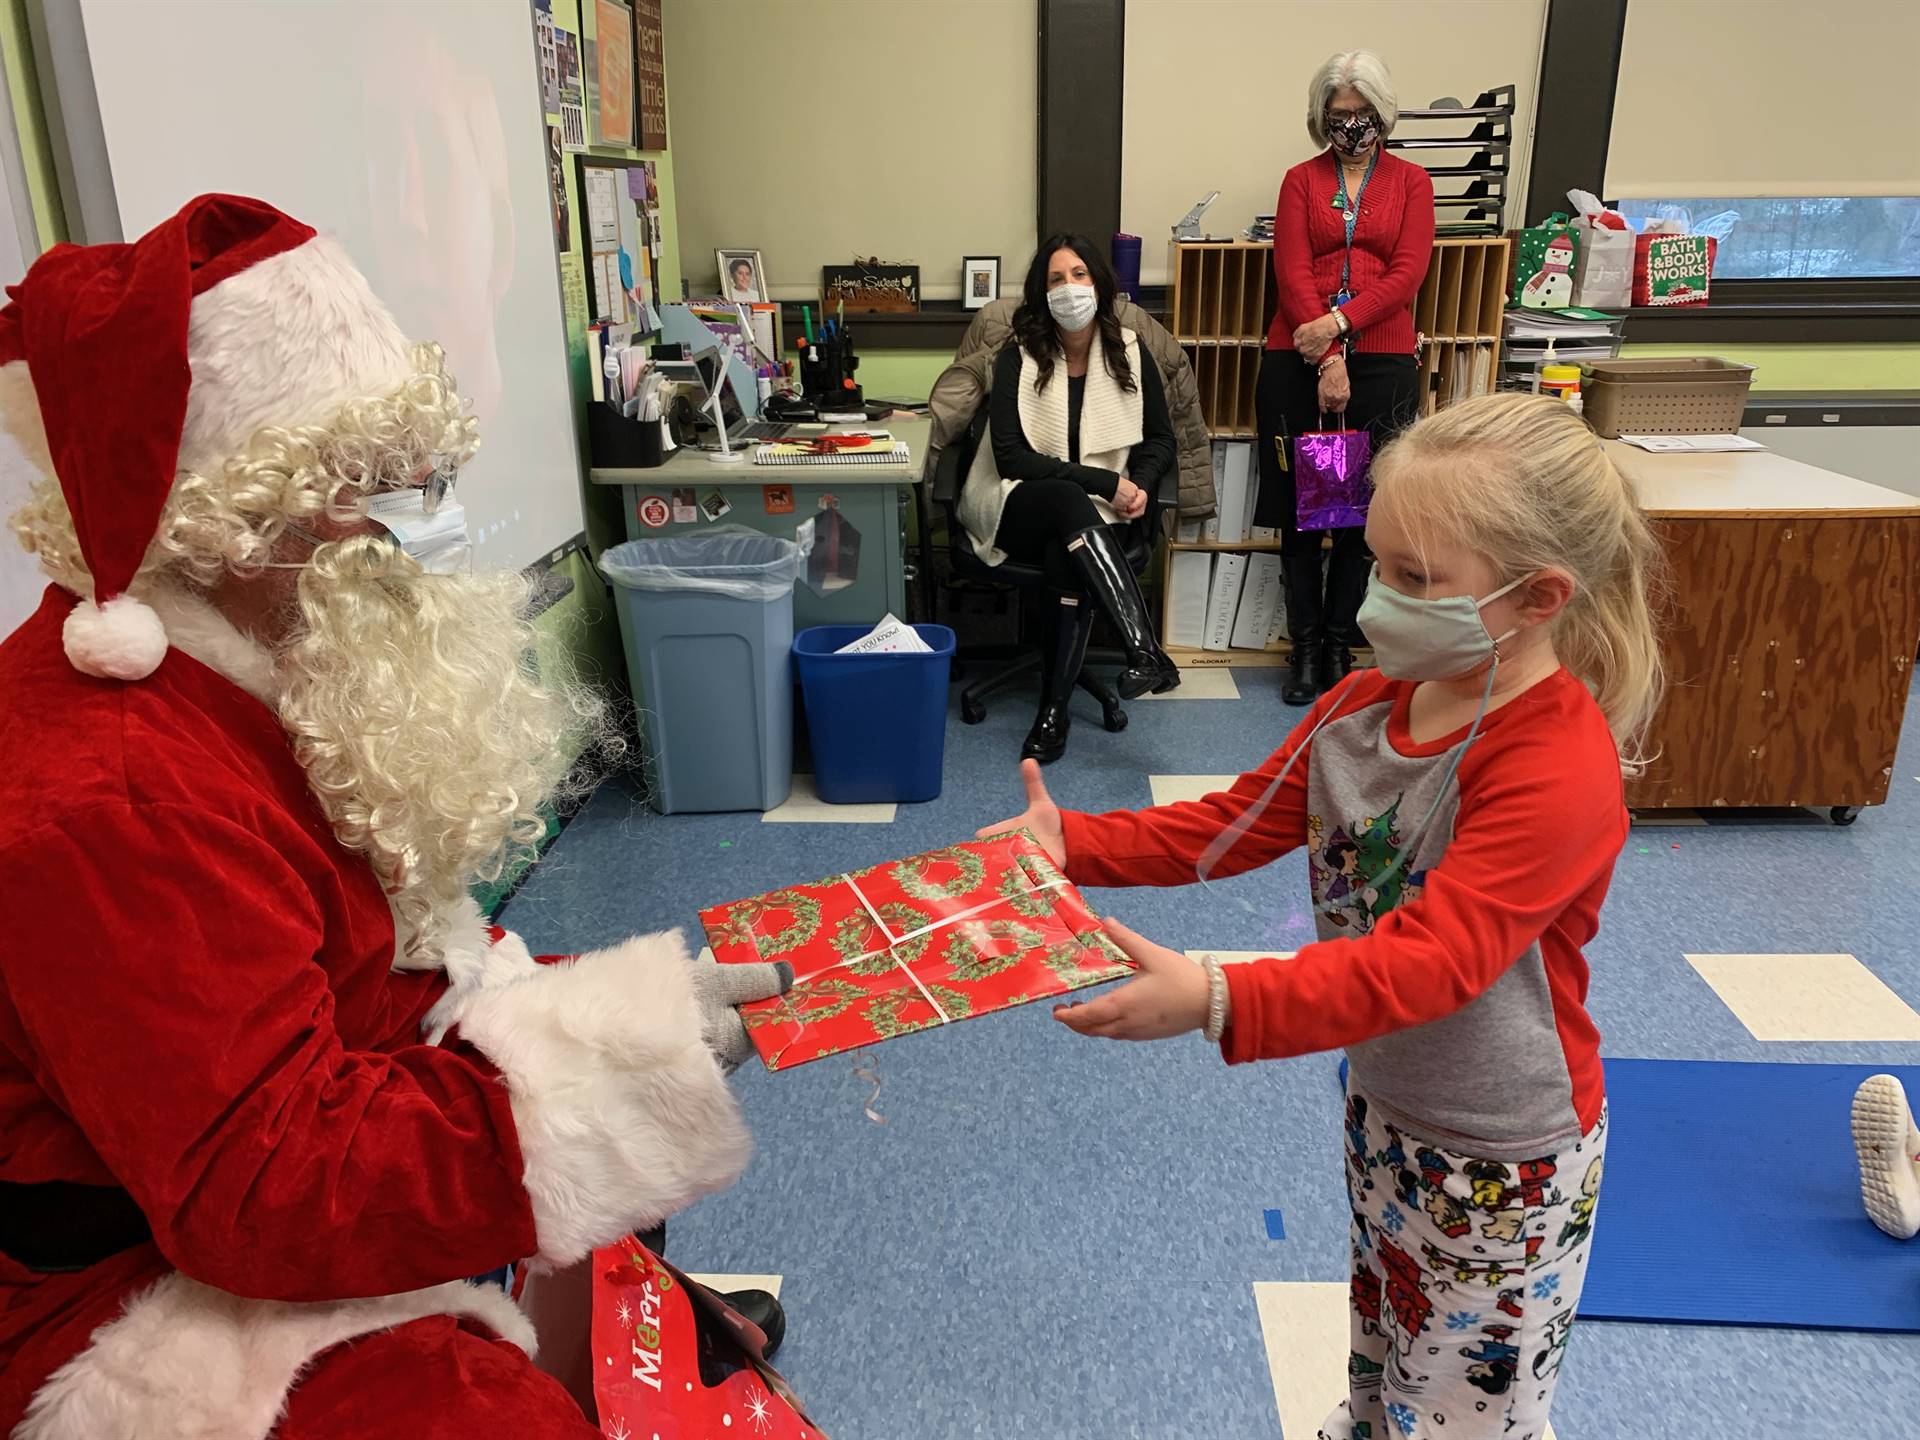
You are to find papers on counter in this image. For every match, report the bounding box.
[1616,434,1766,454]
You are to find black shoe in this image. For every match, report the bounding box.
[1280,551,1328,706]
[722,1288,786,1359]
[1067,526,1178,699]
[1325,545,1372,667]
[1022,597,1094,765]
[1283,643,1328,704]
[1325,641,1356,686]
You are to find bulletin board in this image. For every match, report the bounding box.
[575,154,663,335]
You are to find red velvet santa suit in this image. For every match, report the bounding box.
[0,197,751,1439]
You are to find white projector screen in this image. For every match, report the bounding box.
[77,0,582,571]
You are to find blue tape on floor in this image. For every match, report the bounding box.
[1264,1208,1286,1240]
[1584,1058,1920,1332]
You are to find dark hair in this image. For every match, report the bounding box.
[1326,838,1358,869]
[729,258,754,280]
[1011,233,1136,394]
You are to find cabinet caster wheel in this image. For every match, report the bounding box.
[1830,806,1860,827]
[1103,705,1128,734]
[960,697,986,726]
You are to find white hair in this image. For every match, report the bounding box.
[1305,50,1399,148]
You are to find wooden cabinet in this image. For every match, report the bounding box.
[1610,443,1920,818]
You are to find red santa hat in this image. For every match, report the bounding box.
[0,193,415,680]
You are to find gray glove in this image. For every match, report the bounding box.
[688,954,794,1072]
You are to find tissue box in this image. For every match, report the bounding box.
[700,832,1132,1070]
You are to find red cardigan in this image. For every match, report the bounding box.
[1265,149,1435,356]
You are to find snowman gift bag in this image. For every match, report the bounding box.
[1511,215,1581,311]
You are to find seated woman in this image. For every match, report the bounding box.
[958,234,1180,764]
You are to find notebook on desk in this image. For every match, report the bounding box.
[752,433,910,467]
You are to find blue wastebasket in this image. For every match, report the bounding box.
[792,624,956,804]
[601,531,804,814]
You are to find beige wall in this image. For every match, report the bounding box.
[1608,0,1920,199]
[1122,0,1548,285]
[663,0,1037,302]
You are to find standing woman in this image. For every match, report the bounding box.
[1255,50,1433,703]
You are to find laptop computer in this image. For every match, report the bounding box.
[660,353,797,448]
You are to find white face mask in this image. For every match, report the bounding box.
[1047,282,1099,333]
[365,488,473,575]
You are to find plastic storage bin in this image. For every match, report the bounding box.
[601,532,804,814]
[1579,356,1756,438]
[792,624,956,804]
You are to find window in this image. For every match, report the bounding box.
[1612,197,1920,280]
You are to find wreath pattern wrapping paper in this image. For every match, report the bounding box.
[699,832,1133,1070]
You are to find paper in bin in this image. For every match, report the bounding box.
[699,831,1133,1070]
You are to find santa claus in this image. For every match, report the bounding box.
[0,194,792,1438]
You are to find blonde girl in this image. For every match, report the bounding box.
[984,393,1663,1439]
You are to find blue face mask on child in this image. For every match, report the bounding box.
[1195,567,1535,929]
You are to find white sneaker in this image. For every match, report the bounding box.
[1851,1073,1920,1240]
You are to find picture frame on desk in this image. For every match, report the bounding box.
[962,256,1000,310]
[718,249,769,304]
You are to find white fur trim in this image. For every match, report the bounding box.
[16,1271,534,1440]
[61,595,169,680]
[447,930,753,1268]
[142,587,281,703]
[178,235,413,474]
[419,893,541,1044]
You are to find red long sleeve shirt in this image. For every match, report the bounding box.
[1265,150,1436,357]
[1061,668,1625,1156]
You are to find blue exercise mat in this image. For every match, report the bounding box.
[1583,1058,1920,1331]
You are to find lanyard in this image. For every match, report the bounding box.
[1334,151,1377,297]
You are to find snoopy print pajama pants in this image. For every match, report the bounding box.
[1318,1086,1606,1440]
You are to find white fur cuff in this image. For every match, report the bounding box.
[448,930,752,1268]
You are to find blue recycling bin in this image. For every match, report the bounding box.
[600,532,804,814]
[792,624,956,804]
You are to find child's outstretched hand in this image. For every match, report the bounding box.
[976,759,1066,867]
[1054,918,1210,1041]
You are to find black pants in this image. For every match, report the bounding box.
[1253,348,1419,642]
[994,477,1134,592]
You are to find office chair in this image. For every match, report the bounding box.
[929,399,1173,735]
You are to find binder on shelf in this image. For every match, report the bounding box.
[1200,514,1222,543]
[1166,550,1214,650]
[1215,442,1254,543]
[1230,553,1285,650]
[1250,525,1277,542]
[1203,552,1249,652]
[1175,518,1203,543]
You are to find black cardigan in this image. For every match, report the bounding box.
[988,340,1176,503]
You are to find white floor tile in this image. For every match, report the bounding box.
[1149,774,1241,807]
[1685,952,1920,1042]
[1185,950,1294,964]
[1140,667,1242,700]
[762,775,897,824]
[1253,1281,1555,1440]
[686,1272,783,1300]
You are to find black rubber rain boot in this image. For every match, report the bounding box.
[1281,551,1328,705]
[1021,596,1093,765]
[1324,546,1373,687]
[1067,526,1179,699]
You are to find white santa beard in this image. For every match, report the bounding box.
[274,541,608,963]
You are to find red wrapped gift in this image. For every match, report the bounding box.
[699,831,1132,1069]
[591,1236,823,1439]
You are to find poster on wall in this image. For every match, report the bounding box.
[533,0,560,114]
[632,0,667,150]
[592,0,635,148]
[577,155,659,334]
[545,124,570,250]
[555,26,586,149]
